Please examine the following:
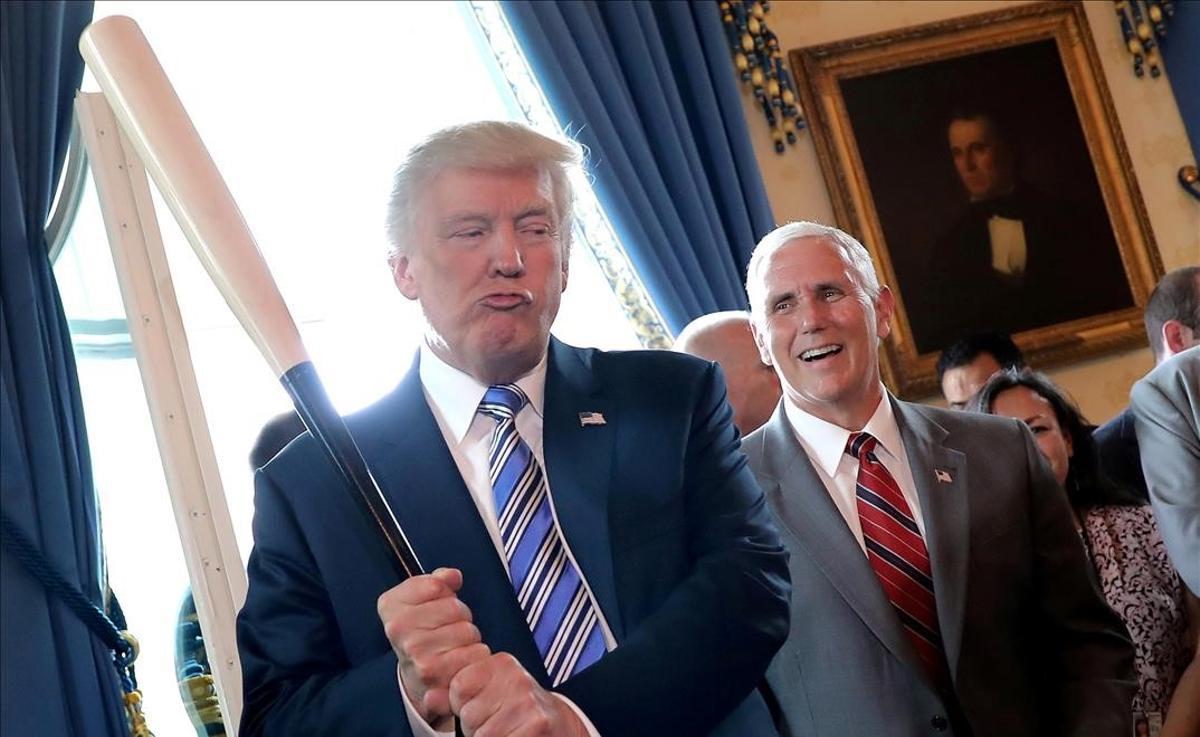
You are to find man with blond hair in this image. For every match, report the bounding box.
[237,121,790,737]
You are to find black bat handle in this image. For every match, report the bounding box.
[279,361,423,580]
[279,362,465,736]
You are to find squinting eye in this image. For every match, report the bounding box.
[454,229,484,240]
[773,300,792,313]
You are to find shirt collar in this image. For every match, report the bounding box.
[782,387,903,475]
[418,344,546,445]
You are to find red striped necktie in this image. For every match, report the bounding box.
[846,431,950,688]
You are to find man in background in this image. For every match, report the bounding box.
[675,311,782,435]
[742,220,1134,736]
[1132,345,1200,594]
[248,410,305,470]
[936,332,1024,410]
[1096,266,1200,499]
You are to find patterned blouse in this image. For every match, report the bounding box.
[1082,504,1189,718]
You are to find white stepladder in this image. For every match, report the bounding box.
[74,13,427,735]
[74,88,247,733]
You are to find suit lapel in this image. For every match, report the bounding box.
[891,398,969,684]
[541,340,624,640]
[755,406,916,671]
[356,358,546,679]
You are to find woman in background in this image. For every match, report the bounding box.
[970,369,1198,736]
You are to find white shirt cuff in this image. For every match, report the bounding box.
[553,692,602,737]
[398,663,453,737]
[396,662,600,736]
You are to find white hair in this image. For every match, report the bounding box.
[384,120,584,262]
[745,220,881,312]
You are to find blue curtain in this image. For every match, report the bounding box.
[0,2,126,736]
[1162,3,1198,155]
[501,0,776,334]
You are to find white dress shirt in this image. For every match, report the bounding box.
[987,214,1028,278]
[399,346,613,737]
[782,390,927,551]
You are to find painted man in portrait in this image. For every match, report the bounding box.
[919,105,1130,351]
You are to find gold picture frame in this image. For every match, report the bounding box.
[790,1,1162,398]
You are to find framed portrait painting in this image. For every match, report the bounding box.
[790,1,1162,397]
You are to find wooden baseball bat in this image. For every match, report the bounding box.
[79,15,422,581]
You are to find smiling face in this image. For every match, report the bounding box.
[749,236,894,430]
[391,166,568,384]
[990,385,1074,487]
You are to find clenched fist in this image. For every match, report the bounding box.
[450,652,588,737]
[378,568,491,729]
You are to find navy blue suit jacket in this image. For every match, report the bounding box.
[1093,407,1149,500]
[237,340,791,736]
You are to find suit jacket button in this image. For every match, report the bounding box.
[931,715,949,731]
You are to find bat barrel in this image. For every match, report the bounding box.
[80,15,423,581]
[79,14,305,377]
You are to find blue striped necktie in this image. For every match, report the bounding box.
[477,384,606,685]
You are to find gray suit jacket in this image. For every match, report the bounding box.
[1132,345,1200,594]
[743,396,1135,737]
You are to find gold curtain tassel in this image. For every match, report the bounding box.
[721,0,804,152]
[124,690,155,737]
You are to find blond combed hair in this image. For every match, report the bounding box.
[384,120,584,262]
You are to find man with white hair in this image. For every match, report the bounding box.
[740,221,1134,736]
[674,311,781,435]
[236,121,790,737]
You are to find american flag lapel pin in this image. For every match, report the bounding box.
[934,468,953,484]
[578,411,606,427]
